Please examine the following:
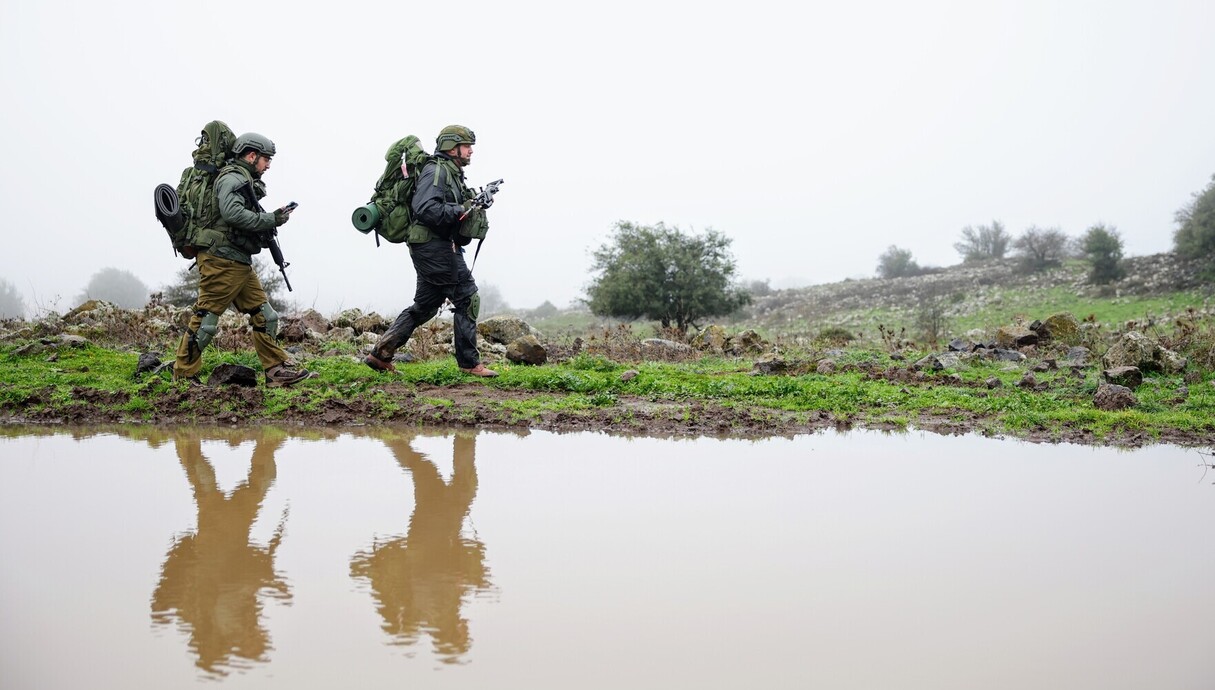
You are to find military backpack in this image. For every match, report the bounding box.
[351,135,431,244]
[154,120,236,259]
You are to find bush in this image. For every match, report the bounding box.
[1080,223,1125,284]
[876,245,922,279]
[1174,174,1215,271]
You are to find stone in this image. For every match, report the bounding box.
[996,325,1038,348]
[1093,383,1137,411]
[1101,366,1143,389]
[727,329,767,356]
[753,354,789,375]
[207,363,259,387]
[135,352,163,376]
[1040,312,1082,345]
[620,369,639,382]
[815,359,836,375]
[506,334,547,365]
[1017,372,1037,389]
[478,315,540,345]
[691,325,728,353]
[985,377,1001,389]
[1102,331,1186,373]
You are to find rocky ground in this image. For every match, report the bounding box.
[2,253,1213,446]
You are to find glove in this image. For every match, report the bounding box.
[274,209,291,226]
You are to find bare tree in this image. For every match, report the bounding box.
[1011,226,1069,272]
[953,220,1010,263]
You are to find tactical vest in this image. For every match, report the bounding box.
[212,162,269,257]
[407,157,472,244]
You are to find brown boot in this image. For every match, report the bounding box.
[364,352,397,373]
[265,364,315,388]
[460,363,499,378]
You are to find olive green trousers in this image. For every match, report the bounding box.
[173,252,288,377]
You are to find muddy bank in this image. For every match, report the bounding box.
[2,381,1207,448]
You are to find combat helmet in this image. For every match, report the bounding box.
[232,132,277,157]
[435,125,475,152]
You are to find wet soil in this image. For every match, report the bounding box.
[1,380,1208,448]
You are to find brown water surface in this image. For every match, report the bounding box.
[0,427,1212,689]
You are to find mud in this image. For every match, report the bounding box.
[1,379,1208,449]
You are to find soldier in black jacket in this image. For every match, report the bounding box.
[367,125,497,377]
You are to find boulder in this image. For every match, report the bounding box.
[353,312,388,335]
[331,308,365,330]
[1039,312,1082,345]
[727,329,767,355]
[691,325,728,353]
[478,315,540,345]
[753,354,789,375]
[996,325,1038,348]
[620,369,639,382]
[1093,383,1137,411]
[1102,366,1143,389]
[914,353,960,371]
[506,335,547,365]
[207,363,259,387]
[297,308,330,333]
[1101,331,1186,373]
[641,338,693,359]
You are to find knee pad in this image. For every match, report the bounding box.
[251,302,278,338]
[467,292,480,321]
[195,311,220,352]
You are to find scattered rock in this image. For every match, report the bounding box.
[1017,372,1037,389]
[1102,366,1143,389]
[815,359,836,375]
[1102,331,1186,373]
[135,352,163,376]
[753,354,789,375]
[985,377,1001,389]
[207,363,259,387]
[691,325,728,353]
[996,325,1038,348]
[620,369,639,382]
[914,353,960,371]
[1039,312,1082,345]
[1093,383,1137,411]
[478,315,541,345]
[726,329,767,356]
[506,335,547,365]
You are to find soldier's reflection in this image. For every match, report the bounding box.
[350,432,492,662]
[150,429,291,675]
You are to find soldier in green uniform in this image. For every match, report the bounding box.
[173,132,313,387]
[366,125,497,377]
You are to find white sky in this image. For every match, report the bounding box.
[1,0,1213,317]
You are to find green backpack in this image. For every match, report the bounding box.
[351,135,431,245]
[164,120,236,258]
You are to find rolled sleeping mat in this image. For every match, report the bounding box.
[154,183,185,234]
[351,203,381,233]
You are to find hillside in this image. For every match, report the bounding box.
[735,252,1212,341]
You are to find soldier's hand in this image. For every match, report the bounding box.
[274,209,291,226]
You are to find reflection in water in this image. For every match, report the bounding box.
[350,431,492,663]
[149,429,291,675]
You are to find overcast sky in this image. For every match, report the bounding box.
[1,0,1213,318]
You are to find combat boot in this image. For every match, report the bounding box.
[460,363,498,378]
[265,364,315,388]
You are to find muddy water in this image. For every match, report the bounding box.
[0,427,1212,689]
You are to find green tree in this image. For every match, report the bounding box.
[76,267,149,308]
[0,278,25,319]
[953,220,1010,263]
[1174,174,1215,269]
[159,258,292,313]
[1011,226,1069,272]
[585,221,750,333]
[876,245,922,279]
[1080,223,1125,284]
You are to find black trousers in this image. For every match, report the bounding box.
[375,239,481,369]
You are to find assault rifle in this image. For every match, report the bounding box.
[266,230,292,292]
[459,178,504,221]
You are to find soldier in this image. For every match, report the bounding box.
[366,125,497,377]
[173,132,313,387]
